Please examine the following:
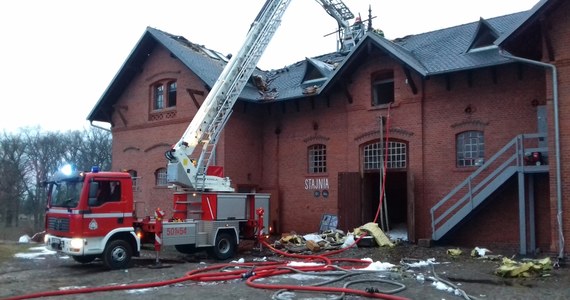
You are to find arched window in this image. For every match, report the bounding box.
[456,131,484,167]
[155,168,167,186]
[151,80,177,110]
[308,144,327,173]
[363,140,407,171]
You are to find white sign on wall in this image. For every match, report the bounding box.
[304,177,329,198]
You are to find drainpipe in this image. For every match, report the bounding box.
[90,121,112,132]
[499,49,564,259]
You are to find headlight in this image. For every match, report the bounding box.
[70,238,84,249]
[135,228,143,239]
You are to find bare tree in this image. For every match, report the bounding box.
[0,126,112,232]
[0,131,27,227]
[22,128,70,230]
[64,127,112,171]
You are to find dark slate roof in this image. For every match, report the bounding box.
[495,0,549,46]
[383,11,531,76]
[88,3,539,123]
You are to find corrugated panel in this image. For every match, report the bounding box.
[338,172,361,232]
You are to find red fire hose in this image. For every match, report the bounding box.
[5,254,409,300]
[6,106,401,300]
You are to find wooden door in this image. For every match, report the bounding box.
[338,172,362,232]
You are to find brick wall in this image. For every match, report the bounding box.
[547,0,570,254]
[107,3,569,253]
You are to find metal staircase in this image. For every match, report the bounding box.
[431,133,549,240]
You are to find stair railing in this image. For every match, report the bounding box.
[431,133,547,240]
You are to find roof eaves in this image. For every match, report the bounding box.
[495,0,547,46]
[369,34,429,76]
[318,33,430,96]
[87,27,156,122]
[425,57,513,76]
[146,27,225,89]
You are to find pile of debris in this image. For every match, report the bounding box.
[447,246,555,278]
[496,257,553,278]
[272,222,394,254]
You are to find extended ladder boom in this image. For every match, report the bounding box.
[314,0,364,52]
[166,0,292,191]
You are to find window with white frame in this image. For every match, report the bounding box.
[456,131,484,167]
[308,144,327,173]
[155,168,167,186]
[363,140,407,170]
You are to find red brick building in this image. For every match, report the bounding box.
[88,0,569,257]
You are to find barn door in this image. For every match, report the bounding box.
[338,172,362,232]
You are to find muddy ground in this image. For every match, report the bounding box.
[1,239,569,300]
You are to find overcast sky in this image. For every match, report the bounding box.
[0,0,539,133]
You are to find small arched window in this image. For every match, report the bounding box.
[155,168,167,186]
[308,144,327,173]
[456,131,484,167]
[152,80,177,110]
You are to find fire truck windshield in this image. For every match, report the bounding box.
[50,181,83,208]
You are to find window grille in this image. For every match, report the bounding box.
[363,140,407,170]
[457,131,484,167]
[155,168,167,186]
[308,144,327,173]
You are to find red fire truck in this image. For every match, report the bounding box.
[43,0,364,269]
[44,166,269,269]
[43,0,291,270]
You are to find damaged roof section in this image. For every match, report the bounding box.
[89,7,535,124]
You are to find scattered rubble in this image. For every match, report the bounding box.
[355,222,394,247]
[471,246,491,257]
[273,222,396,254]
[446,248,462,257]
[273,230,346,253]
[495,257,553,278]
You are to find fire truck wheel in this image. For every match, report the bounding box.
[103,239,132,269]
[72,255,97,264]
[208,231,236,260]
[175,244,198,254]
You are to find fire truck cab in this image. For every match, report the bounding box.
[44,168,139,269]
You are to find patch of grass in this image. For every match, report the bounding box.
[0,242,33,264]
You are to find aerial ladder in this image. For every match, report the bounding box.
[165,0,292,192]
[315,0,365,52]
[165,0,361,192]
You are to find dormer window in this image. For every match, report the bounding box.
[302,58,333,86]
[466,18,499,53]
